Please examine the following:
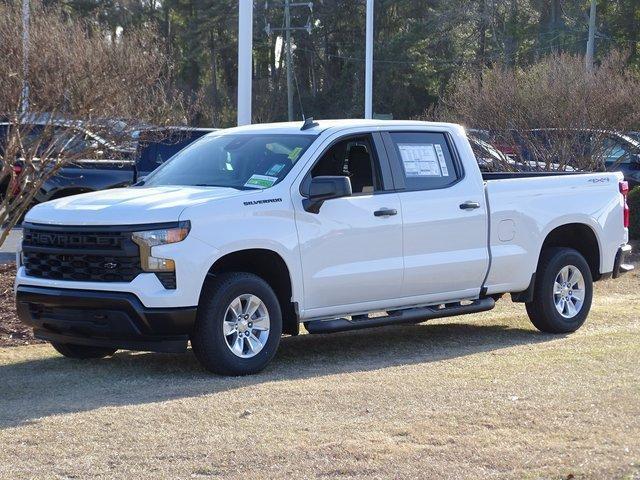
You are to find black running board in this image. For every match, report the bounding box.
[304,297,496,334]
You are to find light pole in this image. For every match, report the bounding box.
[364,0,374,119]
[237,0,253,126]
[21,0,30,114]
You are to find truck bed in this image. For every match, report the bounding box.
[482,170,625,296]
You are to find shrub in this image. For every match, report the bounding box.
[628,186,640,240]
[0,3,199,245]
[432,52,640,172]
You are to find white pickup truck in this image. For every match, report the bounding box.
[16,120,633,375]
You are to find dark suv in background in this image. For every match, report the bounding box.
[1,123,216,205]
[135,127,216,178]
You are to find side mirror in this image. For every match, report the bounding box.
[302,175,352,213]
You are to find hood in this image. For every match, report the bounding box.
[25,186,253,226]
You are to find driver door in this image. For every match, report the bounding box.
[292,133,403,318]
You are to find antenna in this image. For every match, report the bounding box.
[301,117,319,130]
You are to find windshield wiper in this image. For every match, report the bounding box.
[194,183,243,190]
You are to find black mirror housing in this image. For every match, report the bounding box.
[303,175,352,213]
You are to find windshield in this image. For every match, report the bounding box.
[142,133,317,190]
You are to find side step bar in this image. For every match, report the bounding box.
[304,297,496,334]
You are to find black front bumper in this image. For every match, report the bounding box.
[16,286,197,353]
[613,244,634,279]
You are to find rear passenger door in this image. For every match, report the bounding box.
[383,130,489,302]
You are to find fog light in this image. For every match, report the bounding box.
[146,257,176,272]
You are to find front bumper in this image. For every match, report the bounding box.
[16,286,197,353]
[613,244,634,279]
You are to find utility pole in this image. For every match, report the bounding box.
[585,0,596,71]
[21,0,30,115]
[265,1,313,122]
[237,0,253,126]
[364,0,374,119]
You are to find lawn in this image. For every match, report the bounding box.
[1,269,639,479]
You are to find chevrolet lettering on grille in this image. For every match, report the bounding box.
[28,232,121,248]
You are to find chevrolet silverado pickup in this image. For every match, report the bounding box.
[16,120,633,375]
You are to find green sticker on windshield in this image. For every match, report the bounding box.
[288,146,303,161]
[245,174,278,189]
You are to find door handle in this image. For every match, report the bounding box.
[374,208,398,217]
[459,201,481,210]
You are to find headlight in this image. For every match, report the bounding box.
[132,221,190,272]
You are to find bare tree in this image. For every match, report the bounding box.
[0,2,198,245]
[430,51,640,172]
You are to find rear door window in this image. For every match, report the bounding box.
[388,132,461,190]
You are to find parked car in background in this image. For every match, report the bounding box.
[468,134,512,172]
[1,122,216,206]
[468,128,521,159]
[0,120,135,202]
[468,132,575,173]
[517,129,640,187]
[135,127,217,178]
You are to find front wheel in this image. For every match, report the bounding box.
[191,272,282,375]
[526,247,593,333]
[51,342,117,359]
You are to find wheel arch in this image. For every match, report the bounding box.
[539,223,601,281]
[204,248,299,335]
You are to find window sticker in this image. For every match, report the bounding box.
[397,143,447,177]
[265,163,286,176]
[433,144,449,176]
[288,146,303,161]
[244,174,278,189]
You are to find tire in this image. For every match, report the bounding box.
[51,342,117,359]
[526,247,593,333]
[191,272,282,375]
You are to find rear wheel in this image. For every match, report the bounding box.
[51,342,117,359]
[526,247,593,333]
[191,272,282,375]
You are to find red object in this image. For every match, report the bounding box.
[10,164,22,197]
[620,181,629,228]
[494,143,517,156]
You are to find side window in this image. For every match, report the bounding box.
[311,135,381,194]
[389,132,460,190]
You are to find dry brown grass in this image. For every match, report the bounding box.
[1,272,639,479]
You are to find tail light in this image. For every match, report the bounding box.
[620,180,629,228]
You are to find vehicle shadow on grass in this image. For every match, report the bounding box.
[0,320,561,428]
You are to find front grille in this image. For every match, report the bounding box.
[24,252,141,282]
[22,224,143,283]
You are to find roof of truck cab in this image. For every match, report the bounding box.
[208,119,463,136]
